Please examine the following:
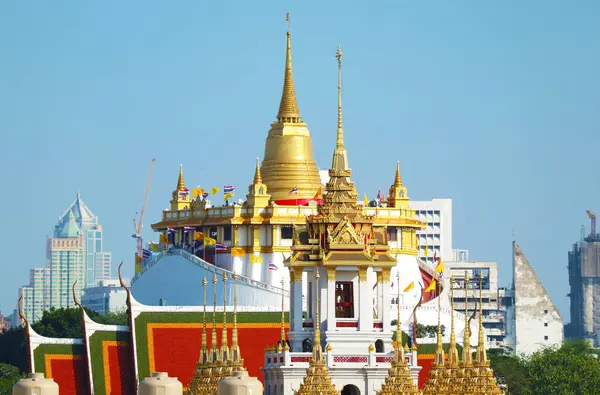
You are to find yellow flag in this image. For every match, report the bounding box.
[194,232,205,241]
[424,245,429,259]
[403,281,414,293]
[425,279,437,292]
[434,259,444,273]
[150,243,160,252]
[313,187,322,199]
[192,188,205,198]
[136,255,142,264]
[159,234,168,244]
[210,187,220,195]
[204,237,216,246]
[224,193,235,200]
[135,263,142,273]
[231,247,246,257]
[363,193,369,206]
[250,255,263,264]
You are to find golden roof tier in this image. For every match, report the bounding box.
[260,13,322,202]
[292,271,339,395]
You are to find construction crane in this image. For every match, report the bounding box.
[587,210,596,237]
[133,158,156,270]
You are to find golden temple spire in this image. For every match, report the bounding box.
[280,278,289,350]
[253,157,263,185]
[293,270,338,395]
[201,275,210,364]
[395,273,405,362]
[475,272,488,365]
[447,275,459,367]
[394,161,403,187]
[220,272,230,363]
[210,272,220,364]
[276,12,301,124]
[434,285,445,366]
[177,164,186,191]
[331,45,349,172]
[461,271,473,367]
[229,272,244,371]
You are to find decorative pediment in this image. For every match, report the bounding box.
[329,218,360,245]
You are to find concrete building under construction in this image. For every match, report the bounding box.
[567,210,600,344]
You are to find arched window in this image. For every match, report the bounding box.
[302,338,313,352]
[375,339,384,353]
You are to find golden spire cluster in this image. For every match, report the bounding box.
[421,274,506,395]
[279,278,290,351]
[293,271,338,395]
[376,273,420,395]
[229,272,244,371]
[186,276,213,394]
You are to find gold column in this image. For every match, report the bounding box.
[326,267,336,282]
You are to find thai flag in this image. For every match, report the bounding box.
[202,192,209,199]
[268,261,278,271]
[289,186,298,195]
[215,243,227,251]
[179,189,189,198]
[433,251,437,263]
[224,186,236,194]
[376,190,382,202]
[142,249,152,259]
[168,227,176,233]
[184,227,194,232]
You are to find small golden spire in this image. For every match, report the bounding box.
[312,271,323,362]
[253,157,263,185]
[394,161,403,187]
[331,45,349,172]
[475,272,488,365]
[462,271,472,367]
[220,272,230,363]
[210,272,220,363]
[279,278,289,350]
[177,164,186,191]
[395,272,405,362]
[434,283,445,366]
[447,275,459,367]
[201,275,210,364]
[276,13,301,124]
[229,272,244,371]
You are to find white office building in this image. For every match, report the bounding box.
[81,279,128,314]
[409,199,453,266]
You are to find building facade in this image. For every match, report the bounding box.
[18,268,48,323]
[446,261,507,349]
[410,199,453,267]
[81,279,128,314]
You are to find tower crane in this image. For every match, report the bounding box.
[133,158,156,270]
[587,210,596,237]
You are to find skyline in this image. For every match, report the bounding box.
[1,1,600,320]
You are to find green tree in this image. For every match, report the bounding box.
[0,363,24,395]
[488,347,530,395]
[525,341,600,395]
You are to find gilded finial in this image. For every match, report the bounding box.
[368,344,375,352]
[276,13,301,124]
[200,275,210,365]
[220,272,230,362]
[254,157,263,184]
[434,279,445,366]
[476,271,488,365]
[280,278,289,350]
[394,161,403,187]
[447,275,459,367]
[462,271,472,366]
[331,45,349,172]
[326,344,332,352]
[312,270,323,361]
[177,164,186,191]
[230,272,244,370]
[210,272,220,363]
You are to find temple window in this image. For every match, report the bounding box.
[209,227,218,239]
[281,225,293,239]
[223,226,232,241]
[387,227,397,241]
[335,281,355,318]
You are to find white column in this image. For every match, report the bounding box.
[318,267,328,336]
[376,272,383,320]
[359,267,374,331]
[381,269,392,333]
[326,267,336,331]
[292,274,303,333]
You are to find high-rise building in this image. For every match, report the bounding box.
[410,199,453,266]
[55,193,112,287]
[81,279,128,314]
[18,267,48,323]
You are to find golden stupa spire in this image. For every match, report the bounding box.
[293,270,338,395]
[279,278,289,350]
[461,271,473,367]
[187,276,212,395]
[201,275,210,364]
[253,157,263,185]
[331,45,348,172]
[210,272,220,364]
[447,275,459,367]
[434,285,445,366]
[229,272,244,371]
[220,272,230,363]
[177,164,186,190]
[276,13,301,124]
[421,285,448,395]
[394,161,403,187]
[475,272,488,365]
[375,274,419,394]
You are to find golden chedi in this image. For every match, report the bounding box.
[376,272,420,395]
[260,13,322,201]
[421,284,447,395]
[293,272,339,395]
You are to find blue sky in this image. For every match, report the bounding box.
[0,1,598,321]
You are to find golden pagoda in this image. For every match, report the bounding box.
[171,165,191,211]
[375,273,420,395]
[293,271,339,395]
[186,275,213,395]
[209,273,231,389]
[228,272,245,372]
[278,278,290,351]
[204,272,222,395]
[260,12,322,201]
[421,281,447,395]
